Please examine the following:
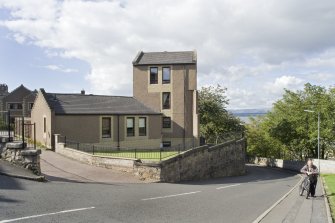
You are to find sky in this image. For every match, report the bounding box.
[0,0,335,109]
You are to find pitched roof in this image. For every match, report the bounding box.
[133,51,197,65]
[40,89,160,115]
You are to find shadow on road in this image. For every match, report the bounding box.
[174,165,300,186]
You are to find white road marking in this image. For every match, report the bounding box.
[216,184,241,190]
[0,207,95,223]
[142,191,201,201]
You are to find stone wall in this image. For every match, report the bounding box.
[55,140,137,173]
[135,138,246,182]
[55,134,246,182]
[249,157,335,174]
[1,142,41,175]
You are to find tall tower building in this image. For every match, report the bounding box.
[133,51,199,148]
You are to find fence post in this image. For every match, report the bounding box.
[22,117,25,148]
[7,111,11,142]
[178,144,181,154]
[135,149,137,159]
[160,148,162,161]
[33,123,36,150]
[92,145,95,155]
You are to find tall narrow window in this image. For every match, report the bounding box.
[43,117,46,133]
[102,117,111,138]
[8,103,14,110]
[139,117,147,136]
[17,103,23,110]
[29,103,34,110]
[162,92,171,109]
[150,67,158,84]
[127,117,135,137]
[162,117,171,128]
[162,67,171,84]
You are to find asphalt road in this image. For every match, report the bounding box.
[0,165,300,223]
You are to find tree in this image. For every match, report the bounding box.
[198,85,243,143]
[247,83,335,160]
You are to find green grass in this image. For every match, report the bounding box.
[323,174,335,222]
[94,151,179,161]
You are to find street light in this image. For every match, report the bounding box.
[304,109,320,173]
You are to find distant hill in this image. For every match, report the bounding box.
[229,108,270,117]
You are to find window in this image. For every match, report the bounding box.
[139,117,147,136]
[102,117,112,138]
[29,103,34,110]
[8,103,14,110]
[162,92,171,109]
[162,117,171,128]
[162,67,171,84]
[162,141,171,148]
[150,67,158,84]
[43,117,46,133]
[17,103,23,110]
[127,117,135,137]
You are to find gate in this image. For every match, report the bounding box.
[14,117,36,149]
[0,111,12,142]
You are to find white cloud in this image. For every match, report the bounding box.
[43,64,78,73]
[265,75,304,95]
[1,0,335,107]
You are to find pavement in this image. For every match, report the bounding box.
[40,150,143,184]
[260,175,330,223]
[0,151,332,222]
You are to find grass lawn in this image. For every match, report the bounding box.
[94,151,179,161]
[323,174,335,222]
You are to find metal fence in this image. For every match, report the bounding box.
[13,117,36,149]
[58,135,195,161]
[0,111,13,141]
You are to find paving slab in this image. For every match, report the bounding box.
[260,176,329,223]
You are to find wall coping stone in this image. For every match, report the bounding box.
[6,142,26,149]
[21,149,41,156]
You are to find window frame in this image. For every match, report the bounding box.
[162,67,171,84]
[138,117,147,136]
[126,117,135,137]
[162,92,171,110]
[162,141,171,148]
[101,117,112,138]
[16,103,23,110]
[43,117,46,133]
[28,103,34,110]
[149,67,158,84]
[162,117,171,128]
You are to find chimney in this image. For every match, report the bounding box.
[81,89,85,95]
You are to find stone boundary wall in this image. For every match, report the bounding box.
[249,157,335,174]
[55,135,246,182]
[135,138,246,182]
[1,142,41,175]
[55,142,137,173]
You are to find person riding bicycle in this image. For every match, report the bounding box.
[300,159,318,197]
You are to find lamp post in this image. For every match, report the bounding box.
[304,110,320,173]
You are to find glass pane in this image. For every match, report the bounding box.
[127,118,134,127]
[162,67,170,83]
[163,92,170,109]
[150,67,158,84]
[139,118,146,128]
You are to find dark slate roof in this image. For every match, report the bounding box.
[133,51,197,65]
[40,89,160,115]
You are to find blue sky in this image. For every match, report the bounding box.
[1,0,335,109]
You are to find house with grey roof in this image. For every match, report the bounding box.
[0,84,36,121]
[31,50,199,149]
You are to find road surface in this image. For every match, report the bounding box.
[0,165,301,223]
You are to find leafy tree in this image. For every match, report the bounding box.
[198,85,244,143]
[247,83,335,160]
